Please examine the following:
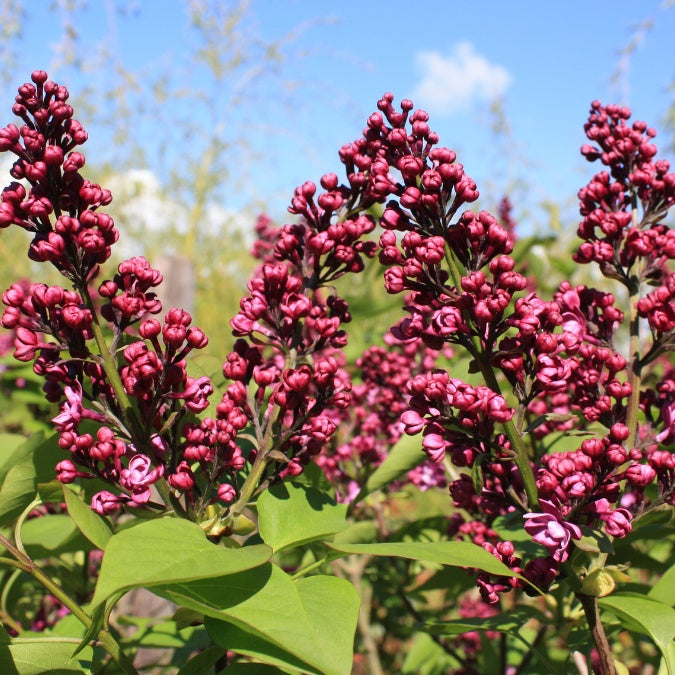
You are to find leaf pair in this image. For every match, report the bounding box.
[90,516,357,675]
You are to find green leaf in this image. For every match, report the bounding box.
[650,564,675,606]
[157,565,359,675]
[599,593,675,674]
[574,526,614,554]
[631,504,675,536]
[0,639,93,674]
[38,480,67,504]
[63,485,113,550]
[327,540,523,580]
[290,461,333,492]
[0,434,31,474]
[173,607,204,630]
[20,514,88,558]
[207,664,285,675]
[49,614,87,640]
[90,518,272,608]
[0,625,10,646]
[0,433,64,528]
[206,618,315,674]
[401,632,449,674]
[471,457,485,494]
[352,434,425,504]
[295,575,359,671]
[0,453,37,528]
[117,618,202,649]
[0,433,46,479]
[332,521,379,545]
[257,482,348,552]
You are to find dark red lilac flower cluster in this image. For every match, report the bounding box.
[0,74,672,604]
[0,72,215,516]
[576,101,675,276]
[315,331,445,502]
[288,95,674,602]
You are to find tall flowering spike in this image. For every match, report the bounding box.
[0,71,118,281]
[575,100,675,283]
[0,73,222,519]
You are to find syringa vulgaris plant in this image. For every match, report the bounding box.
[0,71,671,674]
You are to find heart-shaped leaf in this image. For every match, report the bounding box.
[257,482,348,552]
[91,518,271,608]
[155,566,359,675]
[599,593,675,674]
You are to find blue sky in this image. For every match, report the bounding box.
[2,0,675,233]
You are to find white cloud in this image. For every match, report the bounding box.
[411,42,512,116]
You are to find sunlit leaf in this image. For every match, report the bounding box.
[64,485,113,550]
[257,482,348,552]
[599,593,675,674]
[159,567,359,675]
[351,434,425,504]
[649,564,675,606]
[0,433,64,527]
[0,638,93,674]
[327,540,523,580]
[91,518,271,608]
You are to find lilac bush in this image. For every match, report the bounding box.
[0,71,671,674]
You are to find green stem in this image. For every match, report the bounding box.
[30,562,138,673]
[625,274,642,449]
[81,290,141,442]
[624,204,644,448]
[227,345,301,521]
[0,558,24,571]
[0,567,24,634]
[14,497,41,558]
[476,355,539,510]
[291,552,342,580]
[227,448,269,518]
[0,532,137,674]
[443,246,538,509]
[0,533,26,566]
[11,636,96,644]
[443,248,464,291]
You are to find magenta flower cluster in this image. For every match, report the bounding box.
[0,72,215,515]
[283,93,674,601]
[0,73,673,603]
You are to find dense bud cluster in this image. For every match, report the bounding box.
[0,75,672,609]
[316,332,445,500]
[0,71,116,280]
[576,100,675,280]
[302,96,673,602]
[0,72,214,516]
